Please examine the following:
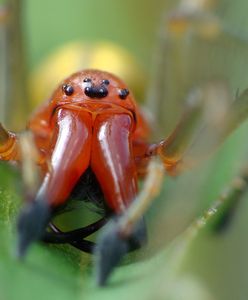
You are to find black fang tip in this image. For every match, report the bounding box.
[94,218,147,286]
[94,219,129,286]
[16,199,51,258]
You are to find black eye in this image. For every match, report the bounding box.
[83,78,92,83]
[62,84,74,96]
[85,86,108,98]
[98,87,108,97]
[119,88,129,100]
[102,79,110,85]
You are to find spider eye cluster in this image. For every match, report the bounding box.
[61,76,130,101]
[83,77,109,99]
[62,84,74,96]
[84,86,108,98]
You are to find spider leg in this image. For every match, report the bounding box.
[156,87,248,175]
[147,0,248,176]
[0,123,19,161]
[94,158,163,286]
[211,167,248,233]
[147,0,223,137]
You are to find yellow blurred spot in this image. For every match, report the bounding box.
[167,18,190,36]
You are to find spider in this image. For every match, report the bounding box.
[1,0,248,287]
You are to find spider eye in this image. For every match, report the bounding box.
[102,79,110,85]
[119,88,129,100]
[83,78,92,83]
[85,86,108,98]
[62,84,74,96]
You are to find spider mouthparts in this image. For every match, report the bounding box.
[94,218,147,286]
[16,199,51,258]
[94,219,129,286]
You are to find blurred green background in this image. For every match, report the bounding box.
[1,0,248,300]
[25,0,165,71]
